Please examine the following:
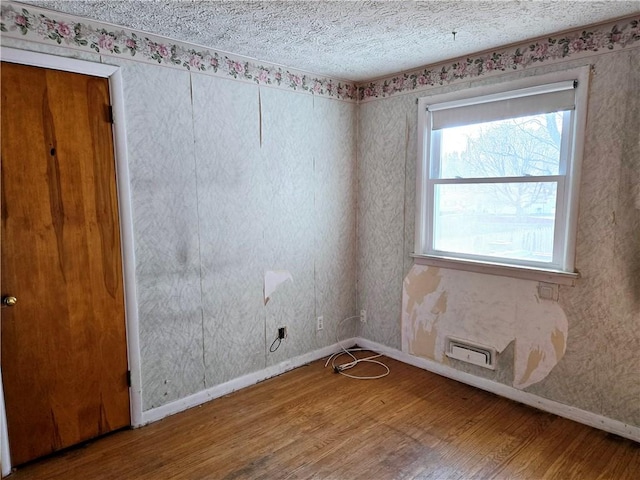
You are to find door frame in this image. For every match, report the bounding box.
[0,47,143,475]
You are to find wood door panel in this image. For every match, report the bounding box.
[1,62,130,466]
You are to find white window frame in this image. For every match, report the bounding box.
[414,67,590,285]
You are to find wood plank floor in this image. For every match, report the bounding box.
[8,353,640,479]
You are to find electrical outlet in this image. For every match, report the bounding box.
[360,309,367,323]
[278,326,287,339]
[316,316,324,331]
[537,282,559,301]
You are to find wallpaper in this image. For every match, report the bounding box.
[357,95,415,348]
[526,50,640,423]
[358,48,640,426]
[130,75,356,409]
[117,58,206,409]
[191,75,266,389]
[312,96,359,347]
[260,87,317,365]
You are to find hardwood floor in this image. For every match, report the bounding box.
[7,353,640,479]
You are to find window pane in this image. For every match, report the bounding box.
[436,112,566,179]
[433,183,557,263]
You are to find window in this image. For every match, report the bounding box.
[415,68,589,281]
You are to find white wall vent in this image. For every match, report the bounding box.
[445,337,496,370]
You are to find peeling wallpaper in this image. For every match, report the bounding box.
[358,48,640,426]
[402,265,568,390]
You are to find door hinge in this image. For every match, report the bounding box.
[126,370,132,387]
[108,105,114,124]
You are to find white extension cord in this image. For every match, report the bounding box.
[324,315,390,380]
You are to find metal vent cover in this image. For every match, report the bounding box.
[445,337,496,370]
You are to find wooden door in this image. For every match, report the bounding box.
[1,62,130,466]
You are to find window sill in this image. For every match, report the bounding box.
[411,254,579,286]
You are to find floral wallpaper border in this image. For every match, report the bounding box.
[358,16,640,102]
[0,3,358,101]
[1,3,638,104]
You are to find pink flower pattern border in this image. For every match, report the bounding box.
[0,4,358,101]
[1,3,638,103]
[359,17,640,101]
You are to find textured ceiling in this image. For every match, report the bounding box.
[20,1,640,81]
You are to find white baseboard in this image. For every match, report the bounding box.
[355,337,640,443]
[139,335,639,443]
[140,339,356,425]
